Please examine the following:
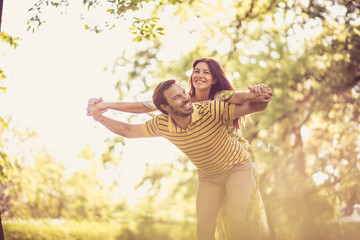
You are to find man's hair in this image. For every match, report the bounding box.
[153,79,177,114]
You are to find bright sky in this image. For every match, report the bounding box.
[0,0,186,204]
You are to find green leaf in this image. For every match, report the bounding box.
[132,36,143,42]
[106,9,115,14]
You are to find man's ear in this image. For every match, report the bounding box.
[160,104,169,114]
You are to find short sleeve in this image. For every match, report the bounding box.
[142,119,157,137]
[141,115,165,137]
[209,100,236,124]
[214,90,236,101]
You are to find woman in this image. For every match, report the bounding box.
[188,58,271,240]
[88,58,271,239]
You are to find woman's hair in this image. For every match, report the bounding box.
[189,57,244,129]
[152,79,176,114]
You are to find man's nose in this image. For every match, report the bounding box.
[181,93,190,101]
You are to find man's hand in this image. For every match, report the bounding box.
[87,97,108,116]
[92,108,108,121]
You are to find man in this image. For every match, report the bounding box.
[88,79,272,239]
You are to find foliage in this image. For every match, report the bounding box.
[2,0,360,239]
[132,155,197,223]
[130,17,164,42]
[0,123,124,221]
[4,220,121,240]
[3,219,196,240]
[27,0,170,38]
[0,105,9,182]
[3,219,360,240]
[0,32,19,49]
[102,0,360,239]
[4,143,121,221]
[0,32,19,182]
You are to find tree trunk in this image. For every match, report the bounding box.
[0,0,3,31]
[0,213,4,240]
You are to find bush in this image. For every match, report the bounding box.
[4,219,119,240]
[3,219,196,240]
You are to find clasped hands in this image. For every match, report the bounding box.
[247,83,273,102]
[87,98,107,121]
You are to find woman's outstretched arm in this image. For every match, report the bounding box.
[225,84,273,105]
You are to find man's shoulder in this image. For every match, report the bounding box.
[143,113,170,135]
[152,113,169,121]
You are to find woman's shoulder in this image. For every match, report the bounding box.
[214,90,236,100]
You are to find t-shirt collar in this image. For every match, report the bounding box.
[168,103,201,133]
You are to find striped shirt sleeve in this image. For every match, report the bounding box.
[209,100,236,124]
[142,116,162,137]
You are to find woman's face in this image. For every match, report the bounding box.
[191,62,217,91]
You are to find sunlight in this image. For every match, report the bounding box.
[119,137,183,205]
[300,126,312,141]
[1,1,359,239]
[312,171,329,186]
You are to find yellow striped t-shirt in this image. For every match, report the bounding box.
[141,100,249,175]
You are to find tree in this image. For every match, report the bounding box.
[0,32,19,181]
[26,0,169,40]
[100,0,359,238]
[0,15,20,238]
[11,0,359,238]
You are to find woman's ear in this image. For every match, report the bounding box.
[212,78,218,85]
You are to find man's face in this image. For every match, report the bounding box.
[162,83,194,117]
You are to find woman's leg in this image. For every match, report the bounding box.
[196,175,226,240]
[225,161,253,240]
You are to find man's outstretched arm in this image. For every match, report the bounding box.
[91,109,146,139]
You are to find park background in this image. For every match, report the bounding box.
[0,0,359,239]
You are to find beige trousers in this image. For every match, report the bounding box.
[196,161,253,240]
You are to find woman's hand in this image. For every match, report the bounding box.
[247,84,273,102]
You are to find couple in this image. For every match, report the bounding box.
[87,58,272,240]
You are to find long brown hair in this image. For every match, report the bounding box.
[189,58,244,130]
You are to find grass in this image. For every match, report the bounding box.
[3,219,196,240]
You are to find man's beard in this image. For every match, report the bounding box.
[169,102,194,117]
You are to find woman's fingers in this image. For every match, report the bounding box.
[94,97,103,104]
[249,84,273,99]
[88,97,103,104]
[88,98,98,104]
